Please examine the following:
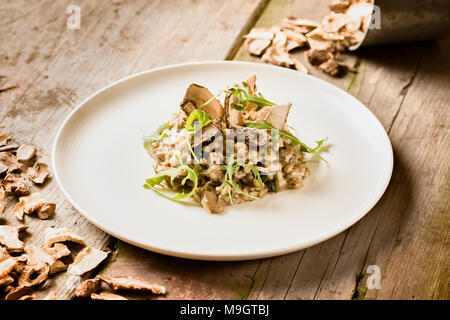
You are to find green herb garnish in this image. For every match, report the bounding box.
[184,109,212,163]
[143,122,171,149]
[245,120,328,163]
[143,155,200,201]
[222,156,265,204]
[229,82,276,111]
[261,176,277,193]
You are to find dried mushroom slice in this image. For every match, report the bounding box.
[0,257,17,278]
[0,144,19,152]
[74,277,102,298]
[0,246,10,260]
[49,260,67,275]
[4,286,33,300]
[305,48,334,66]
[44,227,84,248]
[27,162,50,184]
[282,29,307,46]
[16,145,36,162]
[224,91,244,127]
[18,264,50,287]
[0,163,7,175]
[270,26,287,48]
[318,57,352,76]
[91,292,128,300]
[0,132,10,147]
[13,193,56,220]
[1,173,30,196]
[192,119,223,150]
[283,16,320,29]
[264,103,292,131]
[0,275,14,287]
[328,0,351,13]
[0,187,5,214]
[262,47,295,69]
[68,246,109,276]
[246,74,257,95]
[243,27,275,40]
[180,84,223,120]
[0,225,27,252]
[285,40,302,52]
[25,245,66,275]
[0,152,27,174]
[44,243,71,259]
[244,38,272,57]
[98,275,166,295]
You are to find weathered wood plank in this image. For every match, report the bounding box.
[101,242,261,300]
[0,0,267,299]
[353,40,450,300]
[306,42,428,300]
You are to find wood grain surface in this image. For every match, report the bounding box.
[0,0,448,300]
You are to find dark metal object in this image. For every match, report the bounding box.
[350,0,450,50]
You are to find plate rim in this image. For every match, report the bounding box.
[52,60,394,261]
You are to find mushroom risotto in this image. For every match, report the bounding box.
[143,75,328,213]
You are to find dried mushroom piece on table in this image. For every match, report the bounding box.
[98,275,166,295]
[27,162,50,184]
[243,0,372,76]
[0,188,5,214]
[181,84,223,120]
[0,163,7,175]
[0,274,14,287]
[262,47,296,69]
[243,27,274,56]
[0,225,27,252]
[74,277,103,298]
[67,246,109,276]
[1,173,30,196]
[18,264,50,287]
[91,292,128,300]
[4,286,33,300]
[0,255,17,278]
[43,243,71,259]
[16,145,36,162]
[25,245,67,276]
[0,133,10,147]
[0,152,27,174]
[44,227,84,248]
[13,193,56,221]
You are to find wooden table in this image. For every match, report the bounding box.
[1,0,448,300]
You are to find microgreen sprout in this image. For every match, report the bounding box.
[245,120,329,163]
[143,122,173,149]
[229,81,276,111]
[143,155,200,201]
[184,109,212,163]
[223,155,265,204]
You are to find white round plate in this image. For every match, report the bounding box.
[53,61,393,261]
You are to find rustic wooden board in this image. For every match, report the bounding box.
[0,0,268,299]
